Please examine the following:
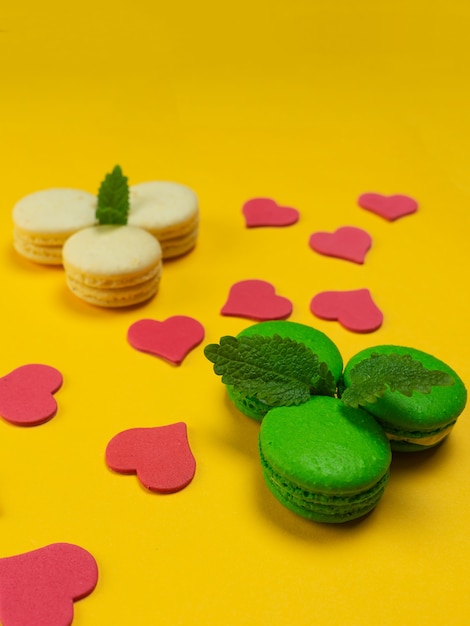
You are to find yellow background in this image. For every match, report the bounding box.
[1,1,470,624]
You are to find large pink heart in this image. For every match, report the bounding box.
[221,279,293,320]
[0,543,98,626]
[310,288,383,333]
[242,198,300,227]
[309,226,372,264]
[358,193,418,221]
[106,422,196,493]
[0,364,63,426]
[127,316,205,365]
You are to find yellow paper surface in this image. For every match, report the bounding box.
[1,1,469,624]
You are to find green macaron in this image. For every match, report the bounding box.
[342,345,467,451]
[258,395,392,523]
[226,321,343,421]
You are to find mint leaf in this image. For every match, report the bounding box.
[341,352,454,408]
[204,334,335,407]
[96,165,129,225]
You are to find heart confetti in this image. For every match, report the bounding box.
[221,279,293,321]
[0,543,98,626]
[127,316,205,365]
[358,193,418,221]
[106,422,196,493]
[310,288,383,333]
[242,198,300,227]
[309,226,372,264]
[0,364,63,426]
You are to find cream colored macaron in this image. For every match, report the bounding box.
[62,225,162,307]
[12,188,97,265]
[128,182,199,259]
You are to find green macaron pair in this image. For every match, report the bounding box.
[205,320,467,523]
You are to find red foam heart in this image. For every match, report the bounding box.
[106,422,196,493]
[310,288,383,333]
[358,193,418,221]
[0,364,63,426]
[127,316,205,365]
[309,226,372,264]
[242,198,300,227]
[0,543,98,626]
[221,279,293,320]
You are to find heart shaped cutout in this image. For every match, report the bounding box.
[310,288,383,333]
[221,279,293,320]
[127,316,205,365]
[0,364,63,426]
[242,198,299,227]
[358,193,418,221]
[106,422,196,493]
[0,543,98,626]
[309,226,372,264]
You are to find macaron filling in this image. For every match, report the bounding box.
[260,444,390,522]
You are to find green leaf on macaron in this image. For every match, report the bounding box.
[96,165,130,225]
[341,352,454,408]
[204,334,335,407]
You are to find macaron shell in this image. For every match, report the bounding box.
[259,396,391,522]
[12,188,97,234]
[342,345,467,439]
[226,321,344,421]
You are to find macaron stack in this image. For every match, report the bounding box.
[62,225,162,308]
[12,188,97,265]
[205,320,467,523]
[342,345,467,452]
[129,182,199,259]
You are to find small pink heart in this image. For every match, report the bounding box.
[310,288,383,333]
[221,279,293,320]
[358,193,418,221]
[127,316,205,365]
[0,364,63,426]
[242,198,300,227]
[0,543,98,626]
[309,226,372,264]
[106,422,196,493]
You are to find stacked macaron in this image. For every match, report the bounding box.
[205,320,467,523]
[62,225,162,308]
[342,345,467,452]
[129,182,199,259]
[12,188,97,265]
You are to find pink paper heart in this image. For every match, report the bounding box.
[242,198,299,227]
[309,226,372,264]
[310,288,383,333]
[127,316,205,365]
[0,543,98,626]
[358,193,418,221]
[221,279,293,320]
[106,422,196,493]
[0,364,63,426]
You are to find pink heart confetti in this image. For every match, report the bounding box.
[0,543,98,626]
[106,422,196,493]
[127,316,205,365]
[242,198,300,227]
[310,288,383,333]
[358,193,418,221]
[221,279,293,321]
[0,364,63,426]
[309,226,372,264]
